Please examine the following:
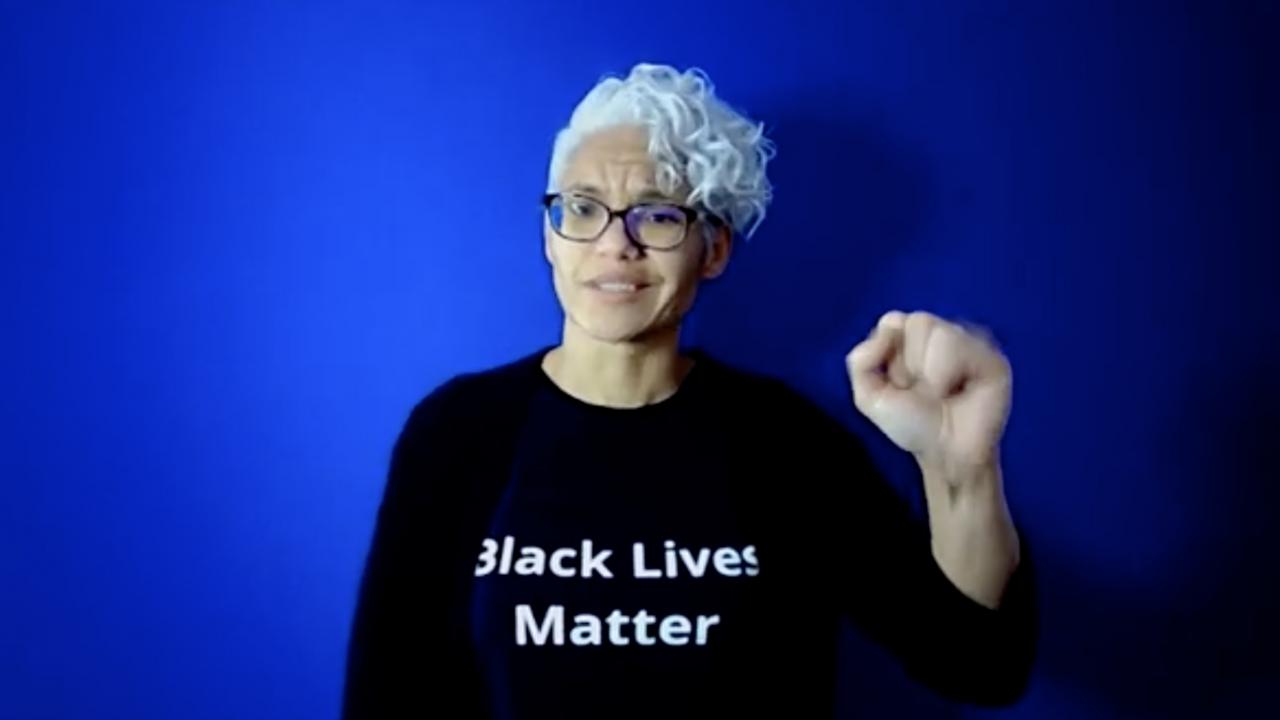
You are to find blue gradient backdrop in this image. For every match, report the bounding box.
[3,1,1276,718]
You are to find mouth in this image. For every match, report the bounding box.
[586,281,650,294]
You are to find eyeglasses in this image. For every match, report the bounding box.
[542,192,725,250]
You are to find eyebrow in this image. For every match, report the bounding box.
[563,183,674,203]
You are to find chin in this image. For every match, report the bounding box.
[579,322,652,344]
[569,311,665,344]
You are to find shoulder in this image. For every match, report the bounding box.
[691,348,785,397]
[692,349,835,425]
[402,346,549,430]
[695,349,879,468]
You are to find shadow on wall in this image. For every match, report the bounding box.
[691,98,1280,712]
[690,93,1280,717]
[1030,357,1280,718]
[692,94,935,383]
[691,92,969,718]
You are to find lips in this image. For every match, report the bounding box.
[585,272,652,293]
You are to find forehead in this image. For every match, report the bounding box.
[566,125,653,168]
[557,125,678,197]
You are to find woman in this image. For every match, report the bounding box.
[342,62,1034,719]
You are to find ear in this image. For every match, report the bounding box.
[700,224,733,280]
[543,221,554,266]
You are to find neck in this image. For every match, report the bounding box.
[542,321,694,408]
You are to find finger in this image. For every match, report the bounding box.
[884,326,911,388]
[847,324,895,377]
[877,310,908,332]
[847,325,895,403]
[902,311,940,382]
[920,321,970,397]
[979,333,1011,380]
[951,321,1011,382]
[954,318,996,347]
[875,311,911,388]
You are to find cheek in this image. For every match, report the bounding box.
[546,240,590,293]
[543,225,564,267]
[678,242,709,282]
[653,252,703,300]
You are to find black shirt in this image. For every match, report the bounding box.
[342,346,1037,719]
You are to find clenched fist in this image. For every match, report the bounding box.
[846,311,1012,475]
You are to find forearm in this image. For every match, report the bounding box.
[918,457,1021,609]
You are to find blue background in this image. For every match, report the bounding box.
[3,1,1277,718]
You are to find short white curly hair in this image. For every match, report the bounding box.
[546,62,776,239]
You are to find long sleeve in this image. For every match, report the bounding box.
[786,383,1038,706]
[341,379,488,719]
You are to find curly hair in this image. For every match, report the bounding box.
[546,63,776,239]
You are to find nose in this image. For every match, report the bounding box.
[593,213,643,259]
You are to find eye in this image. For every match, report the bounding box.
[567,199,598,217]
[644,206,684,224]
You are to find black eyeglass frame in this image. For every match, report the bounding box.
[541,192,728,250]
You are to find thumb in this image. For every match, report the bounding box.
[846,326,895,413]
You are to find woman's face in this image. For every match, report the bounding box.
[544,124,731,344]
